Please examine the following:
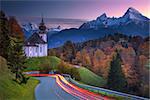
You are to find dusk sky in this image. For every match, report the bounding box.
[1,0,149,29]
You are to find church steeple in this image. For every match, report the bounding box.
[38,15,47,42]
[39,16,46,32]
[41,16,44,24]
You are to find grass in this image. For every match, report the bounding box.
[25,56,106,87]
[23,56,124,99]
[0,56,39,100]
[77,67,106,87]
[24,56,61,71]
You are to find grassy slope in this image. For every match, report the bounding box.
[78,67,106,87]
[0,56,39,100]
[24,56,61,71]
[25,56,106,87]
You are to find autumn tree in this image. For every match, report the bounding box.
[57,61,81,81]
[48,49,56,56]
[107,51,127,92]
[8,16,24,40]
[62,41,76,62]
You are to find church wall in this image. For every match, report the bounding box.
[45,44,48,56]
[24,46,29,57]
[38,44,47,57]
[24,44,48,58]
[24,46,39,57]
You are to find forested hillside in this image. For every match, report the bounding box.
[49,33,150,98]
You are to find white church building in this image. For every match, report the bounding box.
[24,18,48,57]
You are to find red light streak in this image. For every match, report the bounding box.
[28,74,113,100]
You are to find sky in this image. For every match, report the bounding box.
[1,0,150,28]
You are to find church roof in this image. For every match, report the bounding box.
[24,32,46,46]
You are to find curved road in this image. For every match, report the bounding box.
[35,77,79,100]
[28,73,147,100]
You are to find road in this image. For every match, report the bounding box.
[35,77,79,100]
[30,74,109,100]
[28,73,147,100]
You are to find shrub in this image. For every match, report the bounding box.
[39,63,52,73]
[57,61,81,81]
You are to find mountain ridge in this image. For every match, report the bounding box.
[22,7,149,48]
[79,7,149,30]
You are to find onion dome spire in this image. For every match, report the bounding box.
[39,15,46,31]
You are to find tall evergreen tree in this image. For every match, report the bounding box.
[0,11,10,59]
[8,37,27,84]
[107,51,127,92]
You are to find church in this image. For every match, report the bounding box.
[24,18,48,57]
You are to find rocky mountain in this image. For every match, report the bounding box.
[48,7,149,48]
[22,22,38,31]
[22,7,149,48]
[22,23,61,39]
[79,7,149,36]
[48,28,117,48]
[22,22,38,39]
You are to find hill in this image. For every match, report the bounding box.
[0,56,39,100]
[78,67,106,87]
[24,56,61,71]
[24,56,106,87]
[48,34,150,98]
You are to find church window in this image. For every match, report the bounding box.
[40,47,42,52]
[36,47,38,52]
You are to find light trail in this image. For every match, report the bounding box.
[28,74,113,100]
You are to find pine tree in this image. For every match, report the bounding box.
[8,37,27,84]
[0,11,10,59]
[107,51,127,92]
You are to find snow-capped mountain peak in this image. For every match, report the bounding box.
[22,22,38,31]
[96,13,107,21]
[80,7,149,29]
[127,7,140,14]
[122,7,149,21]
[79,7,149,36]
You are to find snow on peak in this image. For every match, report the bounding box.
[127,7,140,14]
[79,7,149,29]
[97,13,107,21]
[123,7,149,21]
[22,22,38,31]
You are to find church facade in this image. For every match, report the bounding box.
[24,18,48,57]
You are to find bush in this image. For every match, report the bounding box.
[70,67,81,81]
[57,61,81,81]
[24,56,61,71]
[39,63,52,73]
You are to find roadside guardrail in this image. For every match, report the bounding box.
[62,74,148,100]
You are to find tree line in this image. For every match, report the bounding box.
[0,11,27,84]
